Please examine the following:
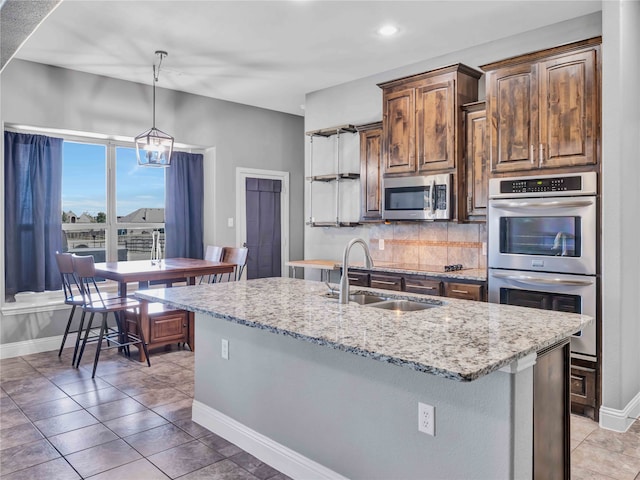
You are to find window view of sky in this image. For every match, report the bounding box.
[62,142,165,218]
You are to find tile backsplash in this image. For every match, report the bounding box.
[368,222,487,269]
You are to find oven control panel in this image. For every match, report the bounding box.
[489,172,597,198]
[500,176,582,194]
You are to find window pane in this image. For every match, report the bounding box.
[116,147,165,222]
[62,142,106,224]
[118,227,165,261]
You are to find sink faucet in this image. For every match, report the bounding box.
[339,238,374,304]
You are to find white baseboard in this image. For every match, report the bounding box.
[0,333,79,359]
[192,400,349,480]
[600,390,640,432]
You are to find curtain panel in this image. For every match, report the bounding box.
[4,131,63,297]
[164,151,204,259]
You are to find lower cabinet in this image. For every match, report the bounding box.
[347,269,487,301]
[443,281,485,301]
[570,358,598,420]
[125,304,188,350]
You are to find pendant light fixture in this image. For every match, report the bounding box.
[135,50,174,167]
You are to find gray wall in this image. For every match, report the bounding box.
[195,313,533,479]
[601,0,640,415]
[0,59,304,343]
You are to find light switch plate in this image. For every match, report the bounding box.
[227,217,234,228]
[221,339,229,360]
[379,239,385,250]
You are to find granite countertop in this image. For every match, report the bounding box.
[135,278,591,382]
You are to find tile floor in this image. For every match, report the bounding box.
[0,346,290,479]
[1,345,639,479]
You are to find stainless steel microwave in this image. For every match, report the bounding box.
[383,174,452,221]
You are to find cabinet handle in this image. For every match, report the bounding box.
[372,280,397,285]
[451,289,469,294]
[539,144,544,164]
[530,145,535,164]
[408,284,437,290]
[348,277,360,281]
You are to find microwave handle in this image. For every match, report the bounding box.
[430,178,436,214]
[490,199,595,209]
[491,272,595,287]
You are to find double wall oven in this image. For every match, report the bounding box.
[488,172,598,361]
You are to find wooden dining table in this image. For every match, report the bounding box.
[94,257,235,362]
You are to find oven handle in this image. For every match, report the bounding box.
[430,178,436,214]
[489,199,595,209]
[491,272,595,286]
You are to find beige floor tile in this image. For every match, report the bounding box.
[86,396,147,422]
[572,442,640,480]
[124,423,194,457]
[71,386,127,408]
[65,438,142,478]
[585,427,640,459]
[0,422,44,451]
[132,386,191,409]
[57,377,111,396]
[0,439,60,476]
[0,457,80,480]
[571,465,616,479]
[147,440,224,478]
[48,423,118,455]
[88,458,170,480]
[103,409,168,437]
[20,396,82,422]
[151,397,193,422]
[179,458,260,480]
[571,414,599,444]
[34,409,99,437]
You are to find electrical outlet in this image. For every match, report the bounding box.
[221,339,229,360]
[227,217,234,228]
[418,402,435,436]
[379,239,385,250]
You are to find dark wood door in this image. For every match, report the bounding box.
[416,79,455,171]
[488,62,539,173]
[383,88,415,175]
[359,124,383,221]
[539,49,598,169]
[463,103,487,219]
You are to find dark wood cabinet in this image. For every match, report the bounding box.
[483,37,600,173]
[346,271,370,287]
[370,273,403,291]
[443,281,485,301]
[404,276,442,296]
[570,358,598,420]
[357,122,383,222]
[462,101,488,220]
[379,64,481,177]
[125,304,188,351]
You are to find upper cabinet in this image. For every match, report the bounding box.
[482,37,601,173]
[462,101,487,221]
[357,122,383,222]
[378,64,482,177]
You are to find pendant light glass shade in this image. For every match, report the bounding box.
[136,51,174,167]
[135,127,173,166]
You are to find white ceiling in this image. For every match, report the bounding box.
[14,0,601,116]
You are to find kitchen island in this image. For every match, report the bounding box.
[136,277,592,479]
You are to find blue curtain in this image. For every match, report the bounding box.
[4,131,63,296]
[165,151,204,259]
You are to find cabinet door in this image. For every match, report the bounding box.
[383,88,416,175]
[464,107,487,219]
[539,49,598,169]
[360,127,383,221]
[487,63,539,172]
[416,79,455,171]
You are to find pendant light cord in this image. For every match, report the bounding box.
[152,51,167,130]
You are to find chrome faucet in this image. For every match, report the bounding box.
[339,238,374,304]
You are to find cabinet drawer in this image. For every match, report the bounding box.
[370,274,403,291]
[404,277,442,296]
[346,272,369,287]
[570,365,596,407]
[444,282,484,301]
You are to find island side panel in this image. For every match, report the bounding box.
[192,312,534,479]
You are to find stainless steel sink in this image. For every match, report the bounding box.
[322,292,388,305]
[369,299,439,312]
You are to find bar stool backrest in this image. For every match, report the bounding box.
[55,252,81,305]
[205,245,223,262]
[222,247,249,281]
[71,254,108,310]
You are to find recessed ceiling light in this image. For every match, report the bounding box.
[378,24,399,37]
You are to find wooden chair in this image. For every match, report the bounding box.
[201,245,224,283]
[219,246,249,282]
[72,254,151,378]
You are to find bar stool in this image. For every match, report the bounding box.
[219,246,249,282]
[201,245,224,283]
[72,254,151,378]
[55,252,86,364]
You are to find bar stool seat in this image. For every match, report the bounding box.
[72,254,151,378]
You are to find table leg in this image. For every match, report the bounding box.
[138,300,150,363]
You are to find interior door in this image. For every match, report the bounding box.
[245,178,281,279]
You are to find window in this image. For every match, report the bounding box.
[62,140,165,263]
